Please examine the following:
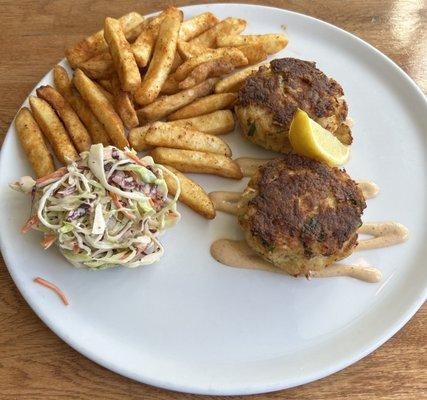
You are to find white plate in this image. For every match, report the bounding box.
[0,3,426,396]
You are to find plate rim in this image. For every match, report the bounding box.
[0,3,426,395]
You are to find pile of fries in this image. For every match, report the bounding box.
[15,7,287,219]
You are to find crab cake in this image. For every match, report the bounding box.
[234,58,352,153]
[237,154,365,276]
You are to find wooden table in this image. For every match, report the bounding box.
[0,1,425,399]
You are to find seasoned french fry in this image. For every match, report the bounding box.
[15,107,55,178]
[29,96,78,164]
[173,47,247,82]
[93,80,114,104]
[36,85,92,152]
[168,110,235,135]
[215,63,266,93]
[79,52,115,80]
[104,17,141,92]
[163,165,215,219]
[129,125,152,151]
[134,8,183,105]
[73,69,128,149]
[97,78,114,93]
[53,66,110,146]
[137,77,217,123]
[170,52,183,73]
[131,13,165,68]
[150,148,242,179]
[179,59,234,89]
[217,34,288,54]
[179,12,219,41]
[160,75,181,95]
[237,44,268,65]
[110,75,138,129]
[168,93,237,120]
[177,41,210,60]
[145,122,231,156]
[189,17,246,48]
[66,12,144,68]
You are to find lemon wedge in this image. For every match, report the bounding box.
[289,109,350,166]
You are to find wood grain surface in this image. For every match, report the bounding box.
[0,1,426,399]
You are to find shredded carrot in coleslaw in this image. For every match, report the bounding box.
[33,277,69,306]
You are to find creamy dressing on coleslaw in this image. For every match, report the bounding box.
[12,144,181,269]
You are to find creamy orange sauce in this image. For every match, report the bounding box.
[210,239,382,282]
[235,157,272,177]
[357,222,409,250]
[209,191,241,215]
[357,180,379,199]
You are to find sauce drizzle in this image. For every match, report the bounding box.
[210,239,382,282]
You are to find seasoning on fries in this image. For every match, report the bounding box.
[137,77,217,123]
[145,122,232,156]
[163,165,216,219]
[168,93,237,121]
[104,17,141,92]
[134,7,183,105]
[29,96,78,164]
[53,66,111,146]
[216,33,288,54]
[189,17,247,48]
[168,110,235,135]
[150,148,243,179]
[66,12,144,68]
[15,108,55,178]
[73,69,128,149]
[215,63,267,93]
[36,85,92,152]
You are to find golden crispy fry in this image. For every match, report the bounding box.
[131,13,165,68]
[137,77,217,123]
[217,33,288,54]
[172,47,247,82]
[179,59,234,90]
[66,12,144,68]
[134,8,183,106]
[215,63,266,93]
[15,107,55,178]
[176,41,209,60]
[36,85,92,152]
[53,66,110,146]
[150,148,242,179]
[93,80,114,104]
[79,52,115,80]
[110,75,138,129]
[237,44,268,65]
[73,69,128,149]
[163,165,215,219]
[29,96,78,164]
[129,125,152,151]
[168,110,235,135]
[170,52,183,73]
[145,122,231,156]
[189,17,246,48]
[179,12,219,41]
[161,75,181,95]
[104,17,141,92]
[97,78,114,93]
[168,93,237,120]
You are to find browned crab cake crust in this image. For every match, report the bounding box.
[234,58,352,153]
[237,154,366,276]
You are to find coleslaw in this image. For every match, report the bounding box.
[11,144,181,269]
